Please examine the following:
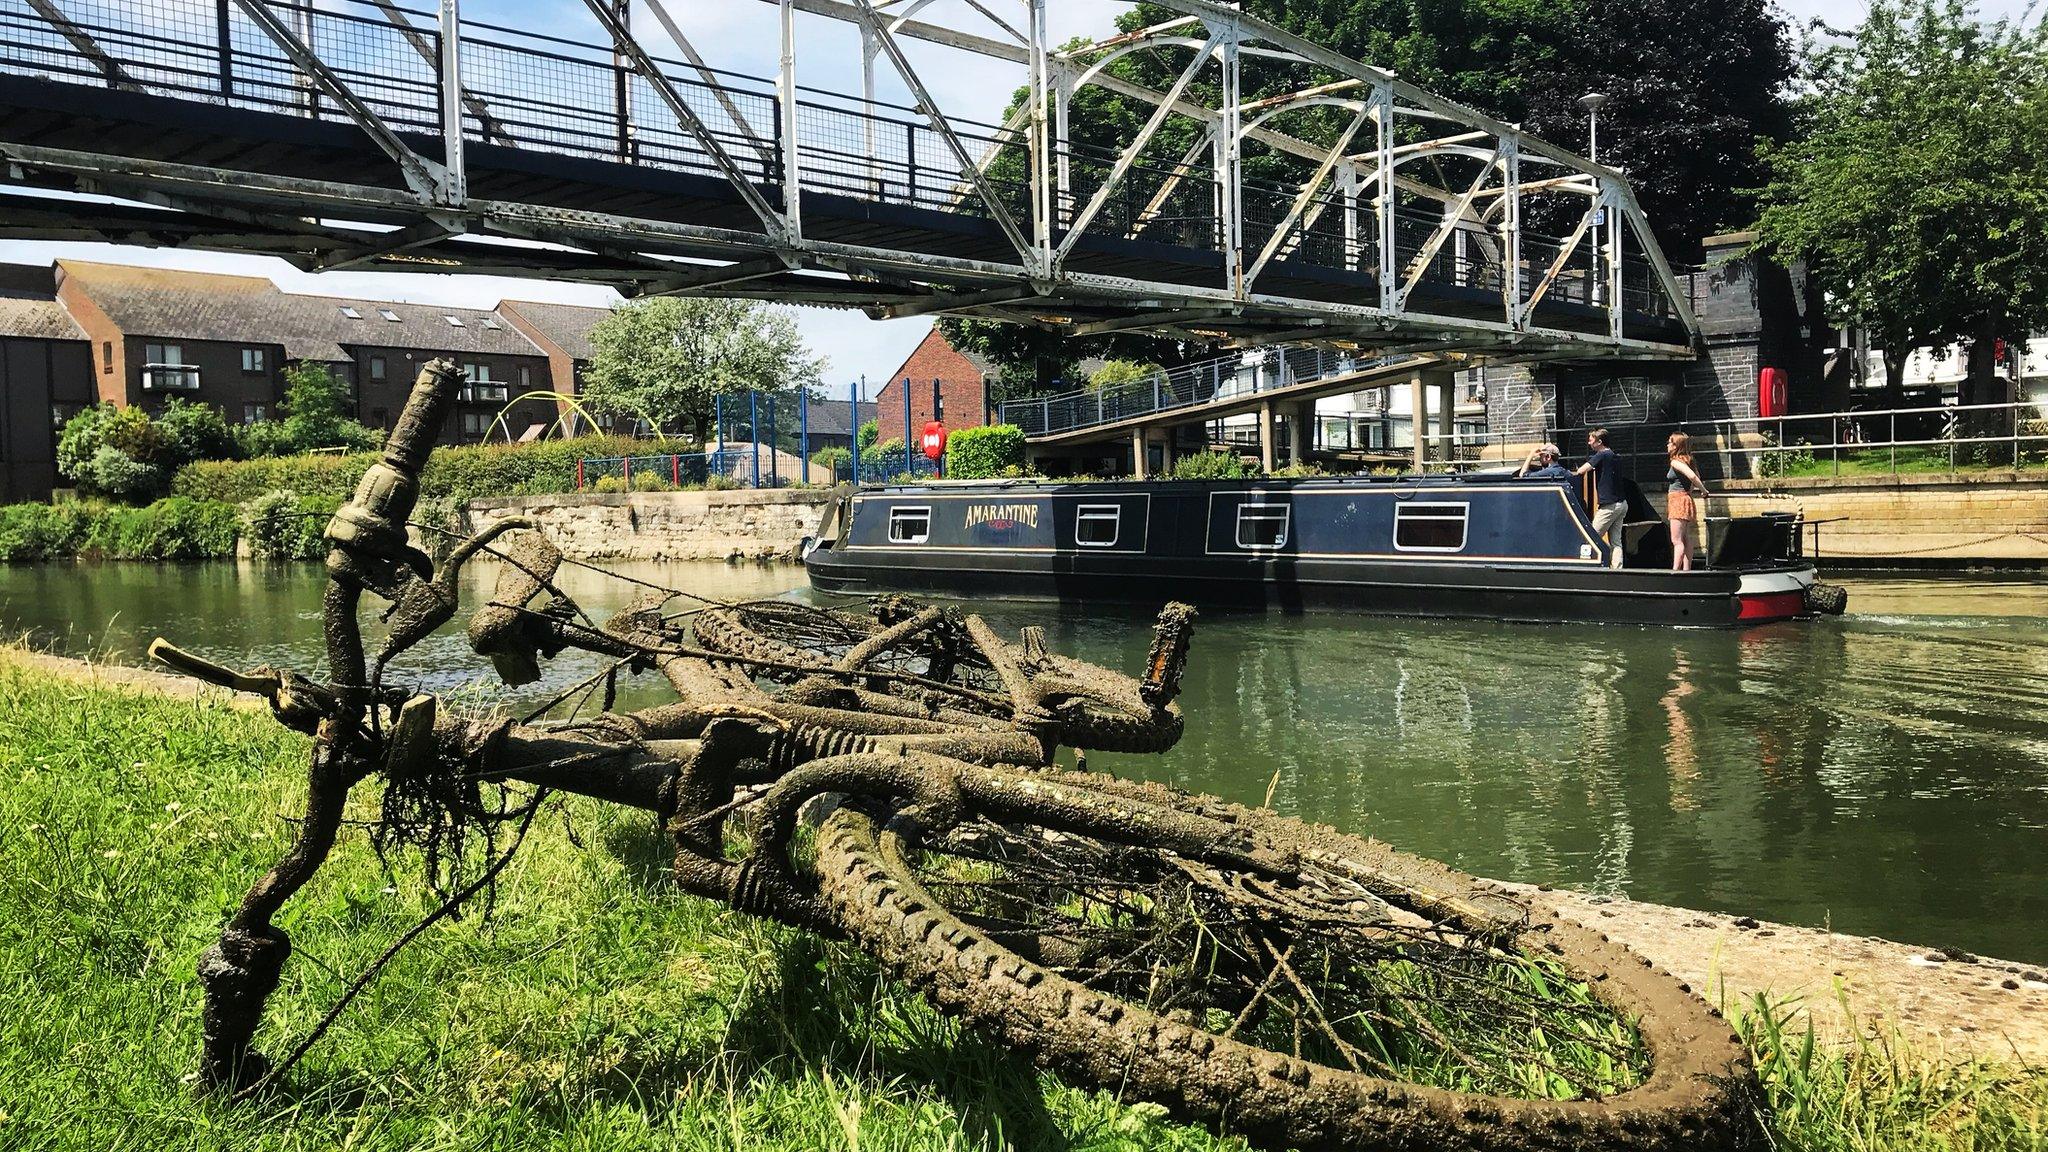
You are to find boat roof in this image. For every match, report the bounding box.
[861,471,1553,495]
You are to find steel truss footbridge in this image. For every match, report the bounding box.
[0,0,1699,360]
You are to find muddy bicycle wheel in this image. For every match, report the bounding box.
[812,781,1759,1152]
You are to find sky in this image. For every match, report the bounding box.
[1,0,2035,397]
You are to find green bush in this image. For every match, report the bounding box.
[57,400,245,503]
[944,424,1027,479]
[810,445,853,475]
[0,504,87,561]
[857,420,880,452]
[0,498,240,561]
[591,474,627,494]
[871,437,909,464]
[1168,451,1252,480]
[174,435,652,506]
[239,489,343,560]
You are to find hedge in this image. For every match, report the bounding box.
[944,424,1026,479]
[0,498,241,561]
[173,435,651,507]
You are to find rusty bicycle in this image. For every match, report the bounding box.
[153,360,1761,1151]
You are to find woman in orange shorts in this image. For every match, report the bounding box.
[1665,432,1709,571]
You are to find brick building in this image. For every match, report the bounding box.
[872,328,993,442]
[0,265,94,501]
[0,259,615,498]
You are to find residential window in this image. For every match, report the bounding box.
[340,306,362,319]
[1075,505,1120,548]
[50,403,84,430]
[368,355,386,381]
[1236,503,1290,551]
[518,365,532,389]
[461,412,494,436]
[241,348,267,374]
[242,403,267,425]
[461,363,507,403]
[142,343,197,391]
[481,316,502,330]
[101,341,112,374]
[378,308,401,322]
[1393,502,1470,553]
[445,315,465,328]
[887,506,932,545]
[371,407,388,428]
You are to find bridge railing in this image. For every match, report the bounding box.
[1000,346,1430,438]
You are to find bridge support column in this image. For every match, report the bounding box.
[1257,401,1277,474]
[1409,373,1428,472]
[1131,428,1148,479]
[1439,377,1457,467]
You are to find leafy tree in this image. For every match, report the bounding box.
[1086,359,1167,393]
[1757,0,2048,408]
[155,398,240,465]
[582,298,824,440]
[278,362,381,455]
[857,420,879,452]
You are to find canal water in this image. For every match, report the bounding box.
[2,561,2043,964]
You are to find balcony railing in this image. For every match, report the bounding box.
[141,364,201,391]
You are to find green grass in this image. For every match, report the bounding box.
[0,664,2041,1151]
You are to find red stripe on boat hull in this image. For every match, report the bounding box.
[1737,590,1807,622]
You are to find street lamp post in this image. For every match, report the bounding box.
[1579,91,1609,164]
[1580,92,1611,308]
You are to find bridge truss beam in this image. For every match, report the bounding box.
[0,0,1698,361]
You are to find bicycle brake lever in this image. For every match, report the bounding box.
[148,637,342,736]
[147,638,275,695]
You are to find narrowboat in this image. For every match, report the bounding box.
[802,474,1845,628]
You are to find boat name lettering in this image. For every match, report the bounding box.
[964,503,1040,530]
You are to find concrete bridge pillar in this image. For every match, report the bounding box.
[1258,401,1277,473]
[1131,428,1148,479]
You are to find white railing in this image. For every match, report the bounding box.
[141,363,201,391]
[1406,398,2048,479]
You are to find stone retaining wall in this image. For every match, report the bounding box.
[464,488,832,563]
[1723,473,2048,565]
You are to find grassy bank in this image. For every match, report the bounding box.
[0,663,2041,1151]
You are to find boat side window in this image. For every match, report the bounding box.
[1393,502,1469,553]
[1075,505,1120,548]
[1236,503,1291,551]
[887,505,932,544]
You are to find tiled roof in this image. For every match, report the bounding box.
[0,263,83,341]
[53,260,545,361]
[806,397,855,437]
[303,294,542,357]
[498,299,612,361]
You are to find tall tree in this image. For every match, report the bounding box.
[583,298,824,439]
[1756,0,2048,407]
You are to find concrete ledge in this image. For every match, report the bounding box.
[465,488,831,563]
[1727,471,2048,494]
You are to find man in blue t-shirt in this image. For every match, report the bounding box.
[1516,443,1569,479]
[1574,429,1628,568]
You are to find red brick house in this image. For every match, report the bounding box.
[872,328,993,441]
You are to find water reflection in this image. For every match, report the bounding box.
[0,563,2043,962]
